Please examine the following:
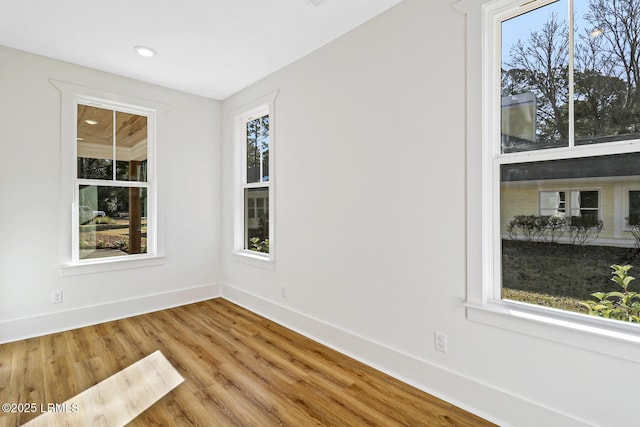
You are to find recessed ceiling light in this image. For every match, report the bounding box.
[134,45,157,57]
[84,119,98,125]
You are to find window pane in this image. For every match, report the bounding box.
[500,153,640,313]
[539,191,566,216]
[77,105,113,179]
[79,185,147,260]
[574,0,640,145]
[115,111,148,182]
[501,1,569,153]
[244,187,269,253]
[630,191,640,224]
[246,114,269,184]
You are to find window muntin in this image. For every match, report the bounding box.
[75,103,152,261]
[496,0,640,321]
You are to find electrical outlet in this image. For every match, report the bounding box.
[281,285,287,298]
[52,290,63,304]
[434,331,448,353]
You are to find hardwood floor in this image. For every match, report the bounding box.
[0,299,495,426]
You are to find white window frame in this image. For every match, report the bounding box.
[232,91,278,266]
[456,0,640,362]
[52,81,166,275]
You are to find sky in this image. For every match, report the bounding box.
[501,0,594,66]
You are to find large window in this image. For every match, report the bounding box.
[74,102,154,261]
[493,0,640,324]
[234,93,276,261]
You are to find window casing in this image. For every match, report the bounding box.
[53,81,163,272]
[466,0,640,352]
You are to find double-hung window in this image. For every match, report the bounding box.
[538,190,599,222]
[74,101,154,261]
[243,111,270,254]
[481,0,640,334]
[233,92,277,262]
[53,81,163,273]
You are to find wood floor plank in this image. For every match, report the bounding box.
[0,299,495,427]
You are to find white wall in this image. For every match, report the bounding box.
[0,45,222,341]
[221,1,640,426]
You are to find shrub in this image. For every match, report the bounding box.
[581,264,640,322]
[567,216,603,246]
[626,216,640,251]
[249,237,269,253]
[538,215,565,243]
[506,215,565,243]
[94,216,112,225]
[507,215,543,242]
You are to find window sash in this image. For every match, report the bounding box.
[72,100,155,264]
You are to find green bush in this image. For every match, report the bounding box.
[249,237,269,253]
[94,216,112,225]
[581,264,640,322]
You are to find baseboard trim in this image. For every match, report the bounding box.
[0,282,591,426]
[221,283,592,427]
[0,283,221,344]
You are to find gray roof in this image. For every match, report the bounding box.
[501,152,640,182]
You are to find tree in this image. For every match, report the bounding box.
[505,12,570,144]
[502,1,640,144]
[587,0,640,108]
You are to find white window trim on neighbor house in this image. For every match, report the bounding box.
[537,189,600,220]
[232,91,278,268]
[52,81,166,275]
[453,0,640,363]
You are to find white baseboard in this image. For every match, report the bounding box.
[1,281,591,426]
[220,283,592,427]
[0,283,221,344]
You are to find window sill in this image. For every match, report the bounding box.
[60,254,166,276]
[232,250,274,270]
[465,300,640,363]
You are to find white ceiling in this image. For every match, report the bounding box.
[0,0,404,99]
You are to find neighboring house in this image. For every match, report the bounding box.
[501,152,640,247]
